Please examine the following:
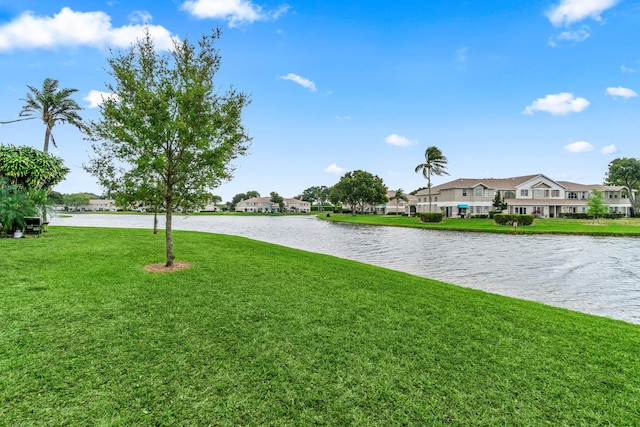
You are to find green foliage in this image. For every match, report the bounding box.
[586,189,609,221]
[4,227,639,425]
[330,170,388,214]
[300,185,330,211]
[492,190,508,211]
[19,77,85,152]
[0,145,69,190]
[414,146,449,212]
[605,157,640,216]
[0,179,38,233]
[269,191,284,211]
[494,214,534,226]
[420,212,443,222]
[85,28,251,266]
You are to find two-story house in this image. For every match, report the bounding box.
[235,196,311,213]
[415,174,632,218]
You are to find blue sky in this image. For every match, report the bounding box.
[0,0,638,201]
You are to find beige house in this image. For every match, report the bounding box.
[235,196,311,213]
[87,199,117,211]
[374,190,418,215]
[415,174,632,218]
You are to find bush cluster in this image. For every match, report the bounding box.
[470,214,490,219]
[494,214,534,226]
[559,213,626,220]
[420,212,443,223]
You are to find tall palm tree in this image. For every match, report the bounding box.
[19,78,84,153]
[414,146,449,213]
[390,188,409,215]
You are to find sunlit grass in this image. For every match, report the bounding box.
[323,214,640,236]
[1,227,639,425]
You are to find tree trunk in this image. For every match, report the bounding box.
[153,207,158,234]
[627,186,637,217]
[165,204,174,267]
[43,125,51,153]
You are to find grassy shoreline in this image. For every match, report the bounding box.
[2,227,639,425]
[321,213,640,236]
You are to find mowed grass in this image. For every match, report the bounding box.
[323,214,640,236]
[1,227,639,425]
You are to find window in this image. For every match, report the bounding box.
[484,189,490,197]
[504,191,515,199]
[568,192,577,199]
[551,189,560,197]
[462,189,467,197]
[475,187,483,196]
[520,189,529,197]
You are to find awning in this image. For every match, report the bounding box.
[458,204,469,208]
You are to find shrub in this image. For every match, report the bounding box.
[420,212,443,223]
[470,214,489,219]
[494,214,534,226]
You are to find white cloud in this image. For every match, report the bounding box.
[606,86,638,99]
[547,0,618,26]
[336,116,352,120]
[523,92,590,115]
[601,144,617,154]
[128,10,153,24]
[181,0,289,27]
[279,73,317,92]
[557,27,591,41]
[0,7,176,51]
[84,90,119,108]
[621,65,636,73]
[455,47,468,63]
[324,163,345,174]
[564,141,594,153]
[384,134,416,147]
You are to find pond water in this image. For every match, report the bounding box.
[50,214,640,324]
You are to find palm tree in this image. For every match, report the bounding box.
[19,78,84,153]
[390,188,409,215]
[414,146,449,213]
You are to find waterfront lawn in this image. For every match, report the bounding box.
[323,214,640,236]
[1,227,639,425]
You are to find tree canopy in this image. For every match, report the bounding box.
[85,28,251,266]
[415,146,449,212]
[19,78,85,153]
[605,157,640,217]
[0,145,69,190]
[300,185,330,211]
[586,189,609,222]
[330,170,387,214]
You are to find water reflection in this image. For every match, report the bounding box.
[50,214,640,324]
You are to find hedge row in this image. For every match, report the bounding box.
[420,212,443,223]
[494,214,534,226]
[559,213,627,220]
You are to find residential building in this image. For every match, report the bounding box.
[235,196,311,213]
[87,199,117,211]
[374,190,418,215]
[415,174,632,218]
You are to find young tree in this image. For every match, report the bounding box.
[330,170,387,214]
[414,146,449,212]
[85,28,251,267]
[605,157,640,217]
[492,190,508,212]
[270,191,284,212]
[18,78,85,153]
[389,188,409,215]
[586,189,609,223]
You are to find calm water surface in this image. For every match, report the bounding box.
[51,214,640,324]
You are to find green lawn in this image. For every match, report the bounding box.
[322,214,640,236]
[2,227,639,425]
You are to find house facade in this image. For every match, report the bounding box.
[415,174,632,218]
[235,196,311,213]
[374,190,418,215]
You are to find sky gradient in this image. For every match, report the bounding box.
[0,0,638,201]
